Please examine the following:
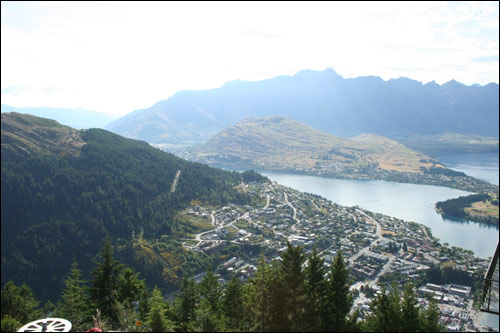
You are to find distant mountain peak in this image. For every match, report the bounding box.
[443,79,466,88]
[105,68,499,143]
[222,79,246,87]
[293,67,340,78]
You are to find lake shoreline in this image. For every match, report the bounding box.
[260,165,498,259]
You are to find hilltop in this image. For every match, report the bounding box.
[1,105,118,130]
[1,112,86,161]
[191,116,441,173]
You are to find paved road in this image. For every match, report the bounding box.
[192,211,250,248]
[349,210,383,265]
[264,194,270,209]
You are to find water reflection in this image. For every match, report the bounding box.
[442,214,499,229]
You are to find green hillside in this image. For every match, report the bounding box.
[1,113,260,301]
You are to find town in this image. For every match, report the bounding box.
[181,150,498,195]
[179,180,495,332]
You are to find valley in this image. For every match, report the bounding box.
[2,112,497,332]
[3,3,499,331]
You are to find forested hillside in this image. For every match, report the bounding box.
[1,113,259,301]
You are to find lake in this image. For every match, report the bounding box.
[261,153,499,259]
[437,153,499,186]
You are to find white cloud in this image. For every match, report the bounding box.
[1,1,498,116]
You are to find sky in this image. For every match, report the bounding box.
[1,1,499,117]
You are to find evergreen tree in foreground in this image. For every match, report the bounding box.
[324,250,357,332]
[304,247,327,332]
[89,237,124,323]
[1,281,42,326]
[222,275,244,330]
[179,276,198,330]
[401,283,421,332]
[279,241,306,331]
[199,266,222,313]
[364,285,402,331]
[55,260,93,331]
[0,241,443,332]
[145,286,171,332]
[364,283,443,332]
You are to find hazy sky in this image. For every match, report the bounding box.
[2,1,499,116]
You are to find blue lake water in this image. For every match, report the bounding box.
[437,153,499,186]
[261,153,499,259]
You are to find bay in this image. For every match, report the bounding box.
[437,153,499,186]
[261,153,499,258]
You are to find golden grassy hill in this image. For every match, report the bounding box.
[194,116,444,173]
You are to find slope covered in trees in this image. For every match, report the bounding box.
[1,113,260,302]
[1,241,442,332]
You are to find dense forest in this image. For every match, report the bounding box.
[1,121,267,302]
[1,241,442,332]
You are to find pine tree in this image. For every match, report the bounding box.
[117,266,146,305]
[55,260,93,331]
[199,266,221,312]
[243,256,277,331]
[179,276,198,328]
[324,250,353,332]
[401,283,421,332]
[146,286,170,332]
[1,281,42,325]
[115,300,138,331]
[138,287,151,323]
[1,314,22,332]
[42,300,55,318]
[89,237,124,322]
[365,285,401,332]
[195,298,219,332]
[222,275,244,330]
[304,247,327,332]
[279,241,306,331]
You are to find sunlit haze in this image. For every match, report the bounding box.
[1,1,499,116]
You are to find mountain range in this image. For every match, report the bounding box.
[105,68,499,146]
